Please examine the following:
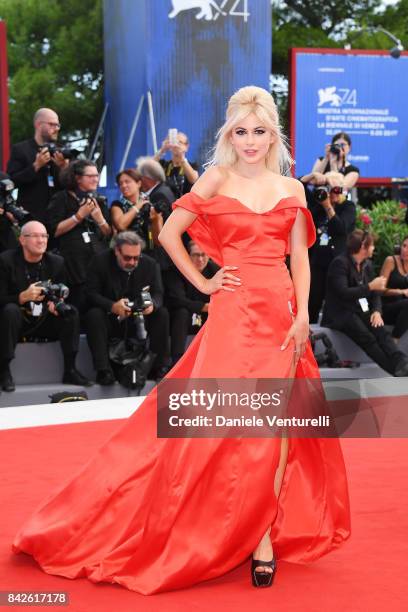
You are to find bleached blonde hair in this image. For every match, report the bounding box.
[207,85,293,175]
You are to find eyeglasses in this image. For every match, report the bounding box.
[41,121,61,129]
[120,253,140,262]
[190,252,207,258]
[22,233,49,239]
[82,174,99,178]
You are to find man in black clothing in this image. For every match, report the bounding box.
[137,157,175,220]
[308,186,356,322]
[154,131,199,198]
[322,229,408,376]
[137,157,176,271]
[6,108,67,223]
[0,170,18,253]
[84,231,170,385]
[165,241,218,365]
[0,221,92,391]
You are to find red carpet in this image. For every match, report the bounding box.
[1,420,407,611]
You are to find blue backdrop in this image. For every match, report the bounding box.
[292,50,408,179]
[103,0,271,194]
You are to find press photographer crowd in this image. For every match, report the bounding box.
[1,108,408,397]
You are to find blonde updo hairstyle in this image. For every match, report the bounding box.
[208,85,293,175]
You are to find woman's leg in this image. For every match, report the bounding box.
[252,437,289,571]
[383,300,408,338]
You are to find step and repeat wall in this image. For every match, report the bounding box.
[290,48,408,181]
[103,0,271,191]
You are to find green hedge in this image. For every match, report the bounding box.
[355,200,408,270]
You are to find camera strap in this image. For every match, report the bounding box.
[165,161,184,177]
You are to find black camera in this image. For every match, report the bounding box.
[314,187,329,202]
[155,200,171,216]
[78,192,108,230]
[40,142,78,160]
[329,143,344,157]
[138,198,170,221]
[127,287,153,341]
[38,280,74,318]
[0,179,32,224]
[79,191,107,208]
[314,186,343,203]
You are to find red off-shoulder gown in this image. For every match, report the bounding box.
[12,193,350,594]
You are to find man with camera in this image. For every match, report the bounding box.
[0,221,92,391]
[137,157,176,219]
[321,229,408,376]
[308,184,356,323]
[153,130,199,198]
[0,171,18,254]
[164,241,218,366]
[136,157,177,271]
[6,108,69,223]
[84,231,170,385]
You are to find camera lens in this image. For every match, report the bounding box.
[314,188,329,202]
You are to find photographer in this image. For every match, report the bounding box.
[111,169,156,251]
[84,232,170,385]
[379,236,408,341]
[308,185,356,323]
[6,108,68,223]
[321,230,408,376]
[0,171,18,253]
[164,241,219,366]
[136,157,176,271]
[153,130,199,198]
[45,160,111,313]
[301,132,360,192]
[0,221,91,391]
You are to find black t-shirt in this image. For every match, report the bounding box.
[318,158,360,176]
[159,159,198,198]
[25,261,42,284]
[45,190,111,285]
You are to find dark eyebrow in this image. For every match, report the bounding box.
[234,126,266,130]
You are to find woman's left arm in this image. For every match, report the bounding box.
[342,171,359,191]
[180,158,199,184]
[281,181,311,364]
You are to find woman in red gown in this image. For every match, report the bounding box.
[12,86,350,594]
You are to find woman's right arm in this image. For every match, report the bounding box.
[53,195,94,238]
[312,156,328,174]
[300,157,327,185]
[158,167,241,294]
[111,203,140,232]
[46,192,74,239]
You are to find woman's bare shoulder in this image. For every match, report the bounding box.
[279,175,307,206]
[191,166,228,200]
[383,255,396,267]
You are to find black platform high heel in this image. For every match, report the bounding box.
[251,557,277,588]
